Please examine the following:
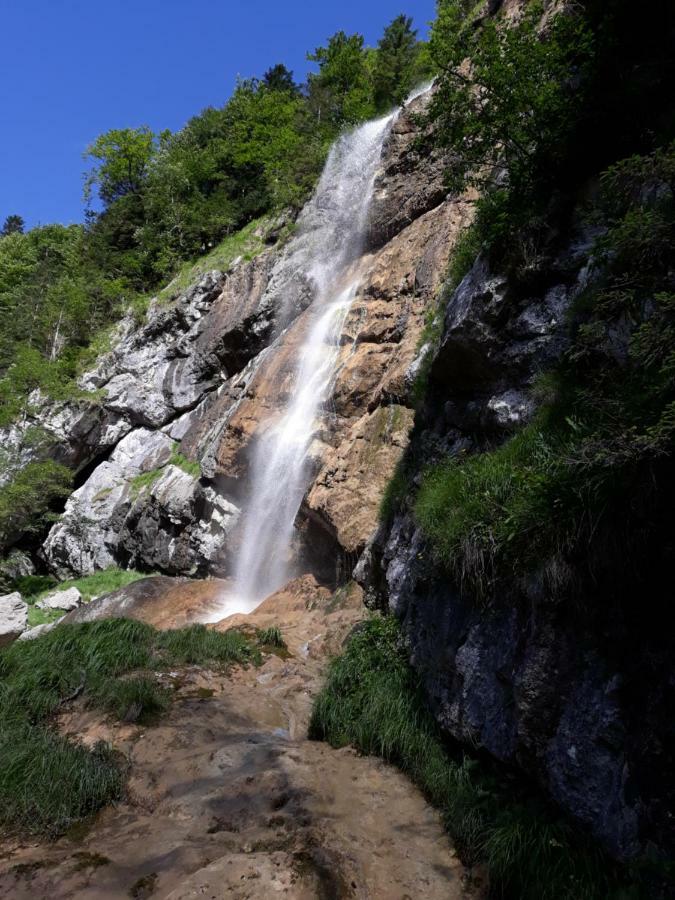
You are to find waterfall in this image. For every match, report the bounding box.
[218,93,425,617]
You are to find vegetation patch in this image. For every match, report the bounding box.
[157,216,269,304]
[23,567,149,606]
[0,460,73,555]
[0,618,255,836]
[415,146,675,604]
[310,616,627,900]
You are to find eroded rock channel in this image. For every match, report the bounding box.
[0,577,474,899]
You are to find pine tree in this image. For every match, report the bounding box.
[1,215,25,237]
[373,14,419,111]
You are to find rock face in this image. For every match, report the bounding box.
[359,237,675,864]
[2,88,468,585]
[0,592,27,646]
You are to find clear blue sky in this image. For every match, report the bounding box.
[0,0,436,229]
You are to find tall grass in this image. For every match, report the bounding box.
[310,616,623,900]
[0,619,255,835]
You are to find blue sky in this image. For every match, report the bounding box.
[0,0,436,229]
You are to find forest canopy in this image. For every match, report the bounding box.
[0,14,431,427]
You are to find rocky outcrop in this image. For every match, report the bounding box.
[0,592,27,646]
[3,94,467,580]
[358,236,675,864]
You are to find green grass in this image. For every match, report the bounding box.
[169,447,201,478]
[130,447,201,497]
[26,605,65,628]
[310,616,625,900]
[22,567,150,606]
[157,216,270,305]
[0,619,256,836]
[256,626,286,648]
[129,467,164,496]
[415,425,562,597]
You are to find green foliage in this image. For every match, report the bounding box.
[416,145,675,602]
[129,467,164,496]
[13,573,56,597]
[0,18,430,432]
[427,1,593,265]
[24,567,149,605]
[130,445,201,496]
[372,15,428,111]
[90,675,170,724]
[169,447,201,477]
[0,618,255,835]
[307,31,376,127]
[84,127,156,206]
[311,616,619,899]
[0,460,72,553]
[157,215,269,303]
[256,626,285,648]
[26,605,65,628]
[1,215,24,237]
[429,1,593,194]
[0,723,123,838]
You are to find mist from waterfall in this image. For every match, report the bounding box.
[220,92,427,617]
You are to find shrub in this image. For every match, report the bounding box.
[0,460,73,553]
[256,626,285,648]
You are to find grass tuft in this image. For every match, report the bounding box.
[0,618,255,835]
[256,626,286,648]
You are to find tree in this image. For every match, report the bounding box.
[262,63,298,93]
[84,127,156,207]
[1,215,25,237]
[307,31,375,127]
[428,1,593,200]
[373,14,420,110]
[0,460,73,552]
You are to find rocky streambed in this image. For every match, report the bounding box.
[0,576,477,900]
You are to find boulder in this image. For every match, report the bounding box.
[0,592,28,647]
[18,618,64,641]
[36,586,82,611]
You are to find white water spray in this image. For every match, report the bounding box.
[218,89,430,617]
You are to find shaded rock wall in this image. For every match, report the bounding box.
[357,232,675,864]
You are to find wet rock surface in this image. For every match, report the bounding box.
[0,576,476,900]
[2,90,468,586]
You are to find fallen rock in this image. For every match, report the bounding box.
[0,591,28,647]
[18,618,64,641]
[36,586,82,611]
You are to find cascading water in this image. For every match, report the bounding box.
[218,90,429,617]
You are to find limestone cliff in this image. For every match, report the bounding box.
[0,92,470,586]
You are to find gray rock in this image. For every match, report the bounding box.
[36,586,82,611]
[0,592,28,646]
[42,428,176,576]
[18,618,64,641]
[0,550,35,590]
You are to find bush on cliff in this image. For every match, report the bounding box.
[0,619,255,835]
[310,616,619,900]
